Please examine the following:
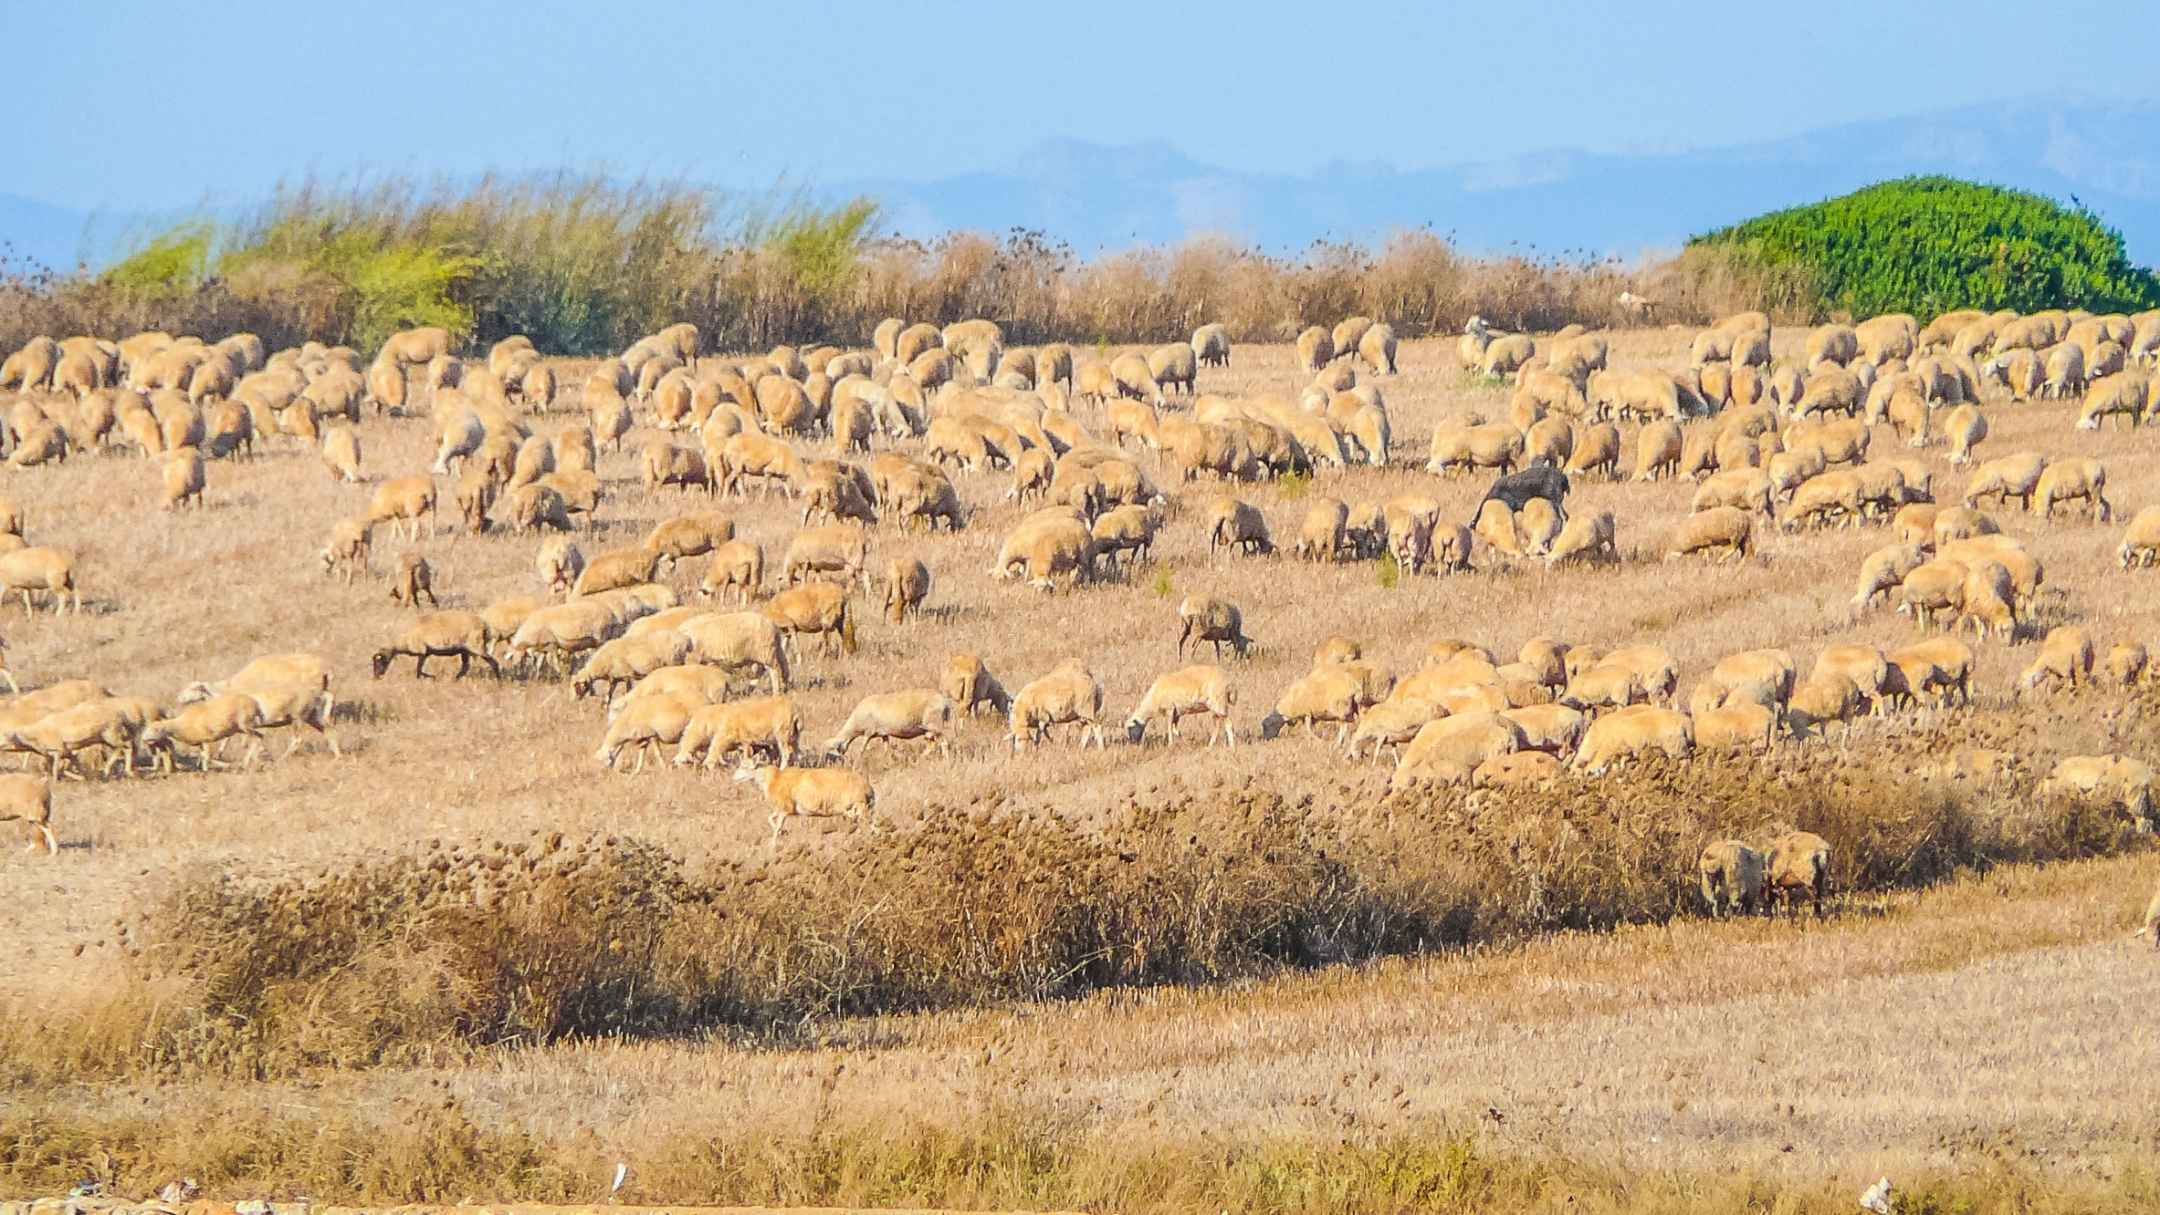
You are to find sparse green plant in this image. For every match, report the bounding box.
[1376,552,1400,589]
[1152,566,1174,598]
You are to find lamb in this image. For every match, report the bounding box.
[1697,840,1765,916]
[0,547,80,615]
[371,611,500,679]
[1570,705,1693,775]
[0,773,54,854]
[1008,659,1108,750]
[389,552,438,608]
[1125,665,1236,747]
[826,689,958,760]
[2018,626,2095,693]
[139,694,265,774]
[2031,457,2111,522]
[680,611,791,694]
[675,696,801,769]
[700,540,765,603]
[1204,496,1273,558]
[941,654,1012,718]
[1764,831,1832,917]
[367,475,438,542]
[733,763,876,847]
[594,692,697,774]
[1668,507,1753,562]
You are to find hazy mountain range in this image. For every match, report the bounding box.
[9,98,2160,274]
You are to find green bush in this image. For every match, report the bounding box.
[1689,175,2160,319]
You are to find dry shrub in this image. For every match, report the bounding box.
[11,719,2142,1085]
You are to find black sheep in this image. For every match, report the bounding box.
[1471,466,1571,526]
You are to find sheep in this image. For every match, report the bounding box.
[2042,342,2086,399]
[1480,335,1536,378]
[1668,507,1752,562]
[1191,323,1231,368]
[2018,626,2095,693]
[1391,713,1526,791]
[2078,371,2148,430]
[1895,558,1968,631]
[574,546,665,598]
[941,654,1012,718]
[1851,543,1928,615]
[1764,831,1832,917]
[567,631,692,700]
[1294,326,1334,374]
[1008,659,1108,750]
[1259,667,1364,746]
[675,696,801,770]
[1110,352,1166,407]
[366,475,438,542]
[883,557,932,624]
[1359,323,1398,374]
[138,694,265,775]
[1885,637,1975,709]
[533,537,584,595]
[761,582,856,660]
[1204,496,1273,558]
[990,511,1094,591]
[497,483,574,534]
[370,611,499,680]
[388,552,438,609]
[1698,840,1765,916]
[2032,457,2111,522]
[1125,665,1236,747]
[1292,498,1350,563]
[1499,703,1587,755]
[505,600,624,675]
[700,540,766,604]
[2119,506,2160,569]
[681,611,791,694]
[0,773,53,854]
[733,763,876,847]
[1629,420,1683,482]
[1542,510,1616,567]
[1091,504,1164,573]
[2137,879,2160,948]
[1570,705,1692,775]
[1176,595,1251,660]
[595,692,697,774]
[0,548,80,615]
[2106,642,2149,687]
[1694,702,1778,752]
[783,522,871,590]
[1426,421,1524,477]
[826,689,958,760]
[1963,451,2047,509]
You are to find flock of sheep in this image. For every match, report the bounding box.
[0,303,2158,936]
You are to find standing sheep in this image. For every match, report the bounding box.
[1125,665,1237,747]
[1698,840,1765,916]
[1764,831,1832,918]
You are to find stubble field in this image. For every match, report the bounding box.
[1,325,2157,1211]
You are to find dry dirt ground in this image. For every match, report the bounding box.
[0,326,2156,1199]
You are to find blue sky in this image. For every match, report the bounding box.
[6,1,2155,213]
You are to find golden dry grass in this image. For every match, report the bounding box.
[1,325,2157,1208]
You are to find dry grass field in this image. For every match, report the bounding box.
[1,324,2158,1210]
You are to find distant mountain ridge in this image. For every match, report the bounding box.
[10,98,2160,273]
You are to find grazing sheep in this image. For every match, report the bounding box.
[1631,420,1683,481]
[2119,506,2160,569]
[941,653,1012,719]
[371,611,499,679]
[1125,664,1236,747]
[595,692,697,774]
[1009,659,1108,750]
[0,773,54,854]
[367,476,438,542]
[883,557,932,624]
[1294,326,1334,374]
[1571,705,1693,775]
[1764,831,1832,917]
[1191,323,1231,368]
[1480,335,1536,378]
[139,694,265,774]
[1964,451,2047,509]
[1545,510,1616,566]
[1668,507,1753,562]
[826,689,957,760]
[0,547,80,615]
[783,522,871,589]
[2032,457,2112,522]
[762,582,856,659]
[1885,638,1975,709]
[1851,543,1929,615]
[734,763,876,846]
[1260,667,1365,746]
[2106,642,2148,687]
[1698,840,1765,916]
[680,611,791,694]
[700,540,766,603]
[673,696,801,772]
[1391,713,1526,791]
[2018,626,2095,693]
[1204,496,1273,558]
[1091,503,1165,573]
[388,553,438,609]
[1177,595,1250,660]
